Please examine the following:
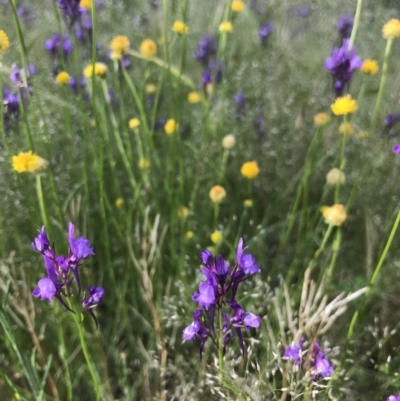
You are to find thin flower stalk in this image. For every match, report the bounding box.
[371,39,393,130]
[348,0,363,49]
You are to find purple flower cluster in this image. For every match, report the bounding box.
[285,339,334,380]
[259,23,273,46]
[55,0,82,27]
[324,39,362,97]
[337,14,354,41]
[44,33,74,59]
[32,224,104,327]
[388,395,400,401]
[193,34,224,89]
[382,112,400,139]
[183,238,261,358]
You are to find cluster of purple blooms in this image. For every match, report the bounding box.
[259,23,273,45]
[324,39,362,97]
[284,338,334,380]
[183,238,261,357]
[337,14,354,41]
[388,395,400,401]
[32,223,104,327]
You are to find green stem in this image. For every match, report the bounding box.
[308,224,334,275]
[326,228,342,282]
[35,175,49,232]
[371,38,393,131]
[218,307,224,382]
[348,0,363,49]
[346,206,400,346]
[66,299,101,401]
[335,116,348,203]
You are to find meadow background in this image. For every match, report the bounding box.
[1,0,400,400]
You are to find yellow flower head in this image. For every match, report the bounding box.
[211,230,222,244]
[185,230,194,239]
[243,199,253,208]
[145,84,157,93]
[382,19,400,39]
[115,198,124,208]
[330,95,357,116]
[55,71,71,85]
[359,131,368,138]
[219,21,233,33]
[164,119,179,135]
[177,206,189,219]
[140,39,157,58]
[360,59,379,75]
[172,21,189,35]
[338,122,354,136]
[138,158,151,169]
[129,118,140,129]
[314,112,330,127]
[326,168,346,187]
[0,30,10,54]
[231,0,245,12]
[188,91,200,103]
[209,185,227,203]
[222,134,236,150]
[79,0,92,9]
[321,204,347,226]
[12,151,48,173]
[240,161,260,179]
[110,35,130,58]
[83,62,107,79]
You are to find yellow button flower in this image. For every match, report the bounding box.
[313,112,330,127]
[188,92,200,103]
[115,198,124,208]
[110,35,130,58]
[360,59,379,75]
[172,21,189,35]
[140,39,157,58]
[231,0,245,12]
[240,161,260,179]
[12,151,48,173]
[382,19,400,40]
[211,231,222,244]
[83,62,107,79]
[80,0,92,9]
[55,71,71,85]
[164,119,179,135]
[338,122,354,136]
[326,168,346,187]
[321,204,347,226]
[0,30,9,54]
[129,118,140,129]
[243,199,253,208]
[145,84,157,93]
[209,185,226,203]
[177,206,189,219]
[186,230,194,239]
[330,95,357,116]
[222,134,236,149]
[138,158,151,169]
[219,21,233,33]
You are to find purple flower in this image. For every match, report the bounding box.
[193,34,218,67]
[231,238,261,301]
[229,301,260,355]
[324,39,362,96]
[393,144,400,153]
[182,309,210,359]
[259,23,273,45]
[75,9,93,43]
[2,87,19,119]
[44,34,74,59]
[313,352,334,378]
[234,91,246,117]
[284,339,304,365]
[337,14,354,40]
[387,396,400,401]
[55,0,82,27]
[82,286,105,327]
[31,226,52,255]
[68,222,94,293]
[192,269,218,309]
